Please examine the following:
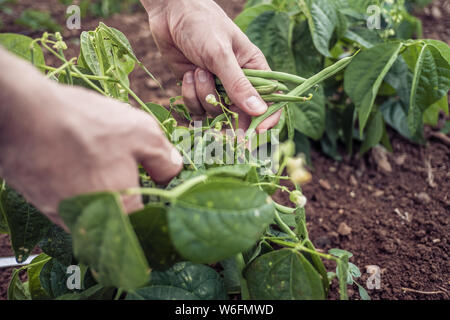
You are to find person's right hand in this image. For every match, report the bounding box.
[0,50,182,226]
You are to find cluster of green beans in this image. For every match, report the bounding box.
[215,69,313,105]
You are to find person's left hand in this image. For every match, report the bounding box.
[141,0,282,131]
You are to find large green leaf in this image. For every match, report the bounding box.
[0,186,52,262]
[344,42,403,133]
[290,87,325,140]
[408,44,450,137]
[234,3,276,32]
[424,39,450,65]
[360,110,384,155]
[380,98,417,141]
[168,178,275,263]
[423,95,448,126]
[0,33,45,66]
[59,192,150,290]
[38,225,73,265]
[298,0,337,57]
[292,21,323,78]
[39,258,71,298]
[246,11,296,73]
[127,262,227,300]
[245,249,325,300]
[129,204,182,271]
[80,31,101,76]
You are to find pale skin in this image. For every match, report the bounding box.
[0,0,279,226]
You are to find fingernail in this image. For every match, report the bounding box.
[246,96,267,113]
[198,70,207,83]
[185,72,194,84]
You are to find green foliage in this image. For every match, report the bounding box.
[15,9,62,32]
[237,0,450,158]
[126,262,228,300]
[0,25,363,301]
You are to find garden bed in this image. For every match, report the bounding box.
[0,0,448,300]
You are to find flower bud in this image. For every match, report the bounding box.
[290,168,312,185]
[206,94,218,105]
[290,190,307,208]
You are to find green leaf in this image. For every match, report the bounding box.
[8,269,31,300]
[27,254,51,300]
[220,258,241,294]
[59,192,150,290]
[302,240,329,294]
[0,33,45,67]
[424,39,450,65]
[39,258,71,298]
[329,248,353,259]
[80,31,101,76]
[344,42,403,133]
[360,110,384,155]
[15,9,61,32]
[245,249,325,300]
[423,95,448,126]
[129,204,182,271]
[298,0,337,57]
[356,282,371,300]
[1,186,52,262]
[408,45,450,137]
[168,178,275,263]
[246,11,296,73]
[38,224,73,265]
[291,87,326,140]
[127,262,227,300]
[234,3,276,32]
[292,21,323,78]
[145,102,170,123]
[344,27,383,49]
[56,284,111,300]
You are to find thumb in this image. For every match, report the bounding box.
[212,53,268,116]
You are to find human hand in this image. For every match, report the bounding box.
[141,0,282,131]
[0,52,182,226]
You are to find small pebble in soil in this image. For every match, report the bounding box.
[337,222,352,236]
[319,179,331,190]
[415,192,431,204]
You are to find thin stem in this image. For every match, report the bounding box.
[38,65,117,82]
[114,288,124,300]
[234,253,250,300]
[269,238,338,261]
[46,58,76,79]
[274,202,296,214]
[274,210,299,241]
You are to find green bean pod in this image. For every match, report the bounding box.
[246,54,355,138]
[215,77,288,92]
[243,69,307,85]
[260,93,313,103]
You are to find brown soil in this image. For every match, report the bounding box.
[0,0,449,300]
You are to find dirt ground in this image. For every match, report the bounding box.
[0,0,449,300]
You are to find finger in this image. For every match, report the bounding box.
[194,68,221,116]
[134,119,183,184]
[207,48,268,117]
[121,194,143,214]
[182,71,204,116]
[256,109,283,133]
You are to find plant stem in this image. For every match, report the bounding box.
[38,65,117,82]
[269,238,338,261]
[114,288,124,300]
[234,253,250,300]
[274,210,299,241]
[125,174,208,200]
[274,202,296,214]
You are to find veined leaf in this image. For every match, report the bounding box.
[168,178,275,263]
[290,87,326,140]
[129,204,182,271]
[127,262,227,300]
[28,254,51,300]
[360,110,384,155]
[59,192,150,290]
[344,42,403,133]
[245,249,325,300]
[0,186,52,262]
[298,0,337,57]
[246,11,296,73]
[234,3,275,32]
[39,258,72,298]
[8,269,31,300]
[0,33,45,67]
[408,44,450,137]
[423,95,448,126]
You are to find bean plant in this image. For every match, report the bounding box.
[237,0,449,160]
[0,23,369,300]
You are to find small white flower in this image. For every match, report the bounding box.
[205,94,218,105]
